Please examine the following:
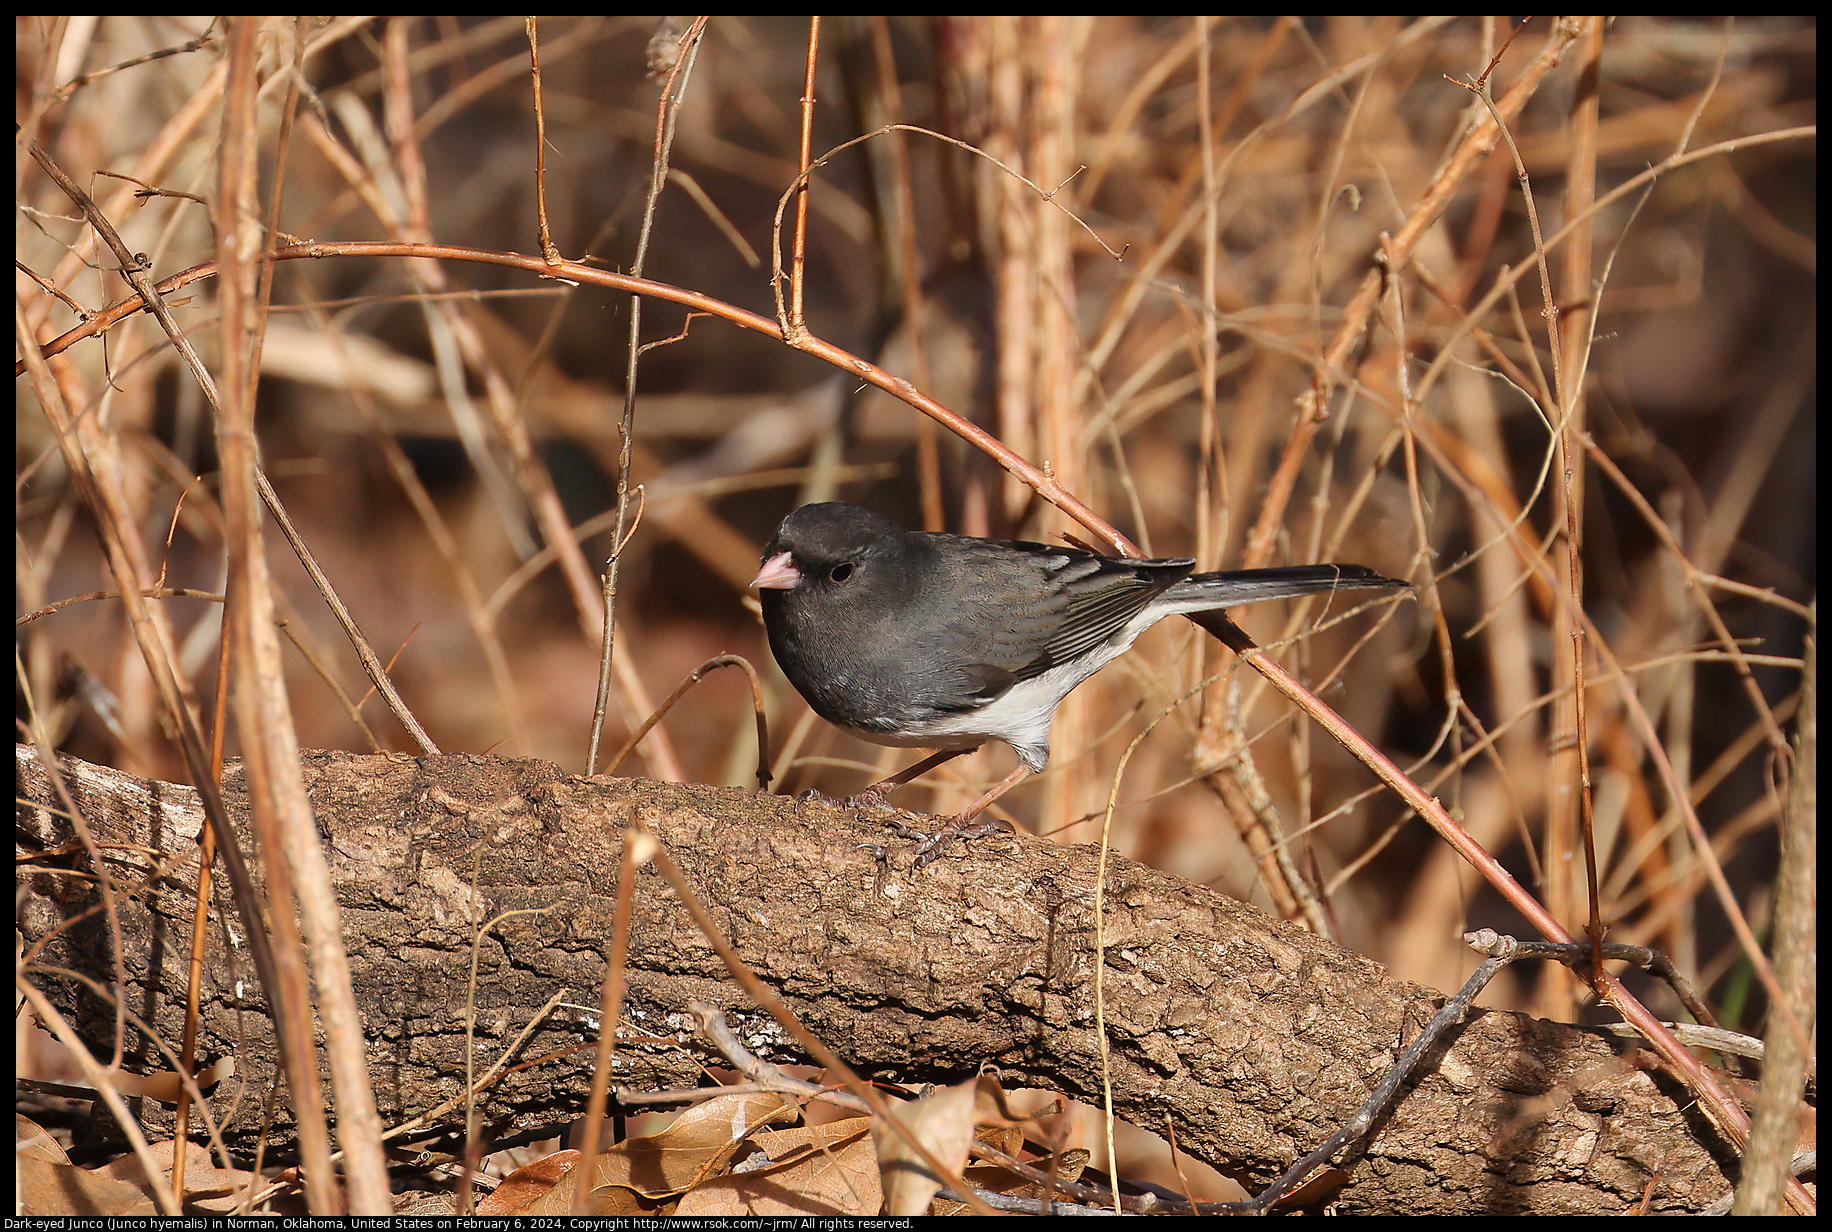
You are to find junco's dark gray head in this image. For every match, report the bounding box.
[750,501,909,595]
[751,502,961,741]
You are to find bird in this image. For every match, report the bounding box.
[750,501,1406,864]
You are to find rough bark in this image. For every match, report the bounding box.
[16,744,1735,1214]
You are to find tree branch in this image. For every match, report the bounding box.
[16,745,1734,1214]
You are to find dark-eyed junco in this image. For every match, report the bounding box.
[751,502,1405,863]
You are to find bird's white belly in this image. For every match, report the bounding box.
[893,641,1136,771]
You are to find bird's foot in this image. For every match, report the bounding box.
[842,784,896,811]
[858,814,936,861]
[792,786,846,816]
[906,813,1013,868]
[875,816,935,843]
[794,784,902,813]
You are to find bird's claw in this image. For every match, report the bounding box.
[907,816,1013,868]
[880,817,934,842]
[793,786,845,816]
[794,785,899,814]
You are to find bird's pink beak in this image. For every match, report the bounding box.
[749,550,800,590]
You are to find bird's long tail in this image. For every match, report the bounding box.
[1168,564,1407,651]
[1173,563,1406,607]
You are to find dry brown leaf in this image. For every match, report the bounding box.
[476,1148,580,1215]
[971,1072,1035,1127]
[16,1116,67,1164]
[77,1136,264,1215]
[396,1192,461,1216]
[28,1059,237,1107]
[11,1125,271,1218]
[17,1157,156,1217]
[933,1147,1091,1215]
[96,1057,236,1104]
[14,1117,155,1218]
[494,1092,798,1214]
[873,1078,979,1216]
[973,1121,1025,1158]
[676,1117,880,1216]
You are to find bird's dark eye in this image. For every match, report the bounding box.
[829,562,855,583]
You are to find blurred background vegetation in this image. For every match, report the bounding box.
[18,16,1814,1196]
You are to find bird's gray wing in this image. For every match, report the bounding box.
[921,538,1194,687]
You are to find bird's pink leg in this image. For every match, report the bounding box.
[844,746,974,810]
[906,762,1032,866]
